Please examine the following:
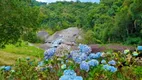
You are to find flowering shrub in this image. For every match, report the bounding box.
[80,61,90,72]
[59,69,83,80]
[0,43,141,80]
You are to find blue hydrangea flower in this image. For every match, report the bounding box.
[64,69,76,76]
[44,48,56,59]
[74,76,83,80]
[88,53,96,59]
[4,66,11,71]
[80,53,88,61]
[95,52,102,58]
[89,52,102,59]
[109,66,117,73]
[72,54,82,64]
[103,64,111,71]
[80,61,90,72]
[59,75,71,80]
[59,69,83,80]
[88,59,99,67]
[101,59,106,64]
[108,60,116,65]
[78,44,91,53]
[137,46,142,51]
[103,64,117,73]
[70,50,80,58]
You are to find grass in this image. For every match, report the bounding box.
[0,51,36,65]
[1,44,44,58]
[0,42,44,65]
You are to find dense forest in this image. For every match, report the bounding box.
[0,0,142,47]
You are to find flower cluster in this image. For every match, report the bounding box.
[88,52,102,59]
[102,60,117,73]
[78,44,91,53]
[44,48,56,59]
[59,69,83,80]
[80,61,90,72]
[103,64,117,73]
[108,60,116,66]
[69,44,103,72]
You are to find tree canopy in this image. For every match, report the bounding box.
[0,0,142,46]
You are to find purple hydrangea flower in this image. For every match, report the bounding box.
[78,44,91,53]
[88,59,99,67]
[44,48,56,59]
[101,59,106,64]
[108,60,116,65]
[80,61,90,72]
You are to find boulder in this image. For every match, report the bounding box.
[45,27,82,43]
[37,31,49,41]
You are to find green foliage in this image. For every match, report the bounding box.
[40,1,98,30]
[0,0,40,47]
[134,66,142,78]
[126,37,142,45]
[77,30,102,44]
[22,31,42,43]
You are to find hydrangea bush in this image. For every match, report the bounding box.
[0,42,142,80]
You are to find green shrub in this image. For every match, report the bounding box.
[22,31,43,43]
[125,37,141,45]
[77,30,102,44]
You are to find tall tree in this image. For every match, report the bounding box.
[0,0,40,47]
